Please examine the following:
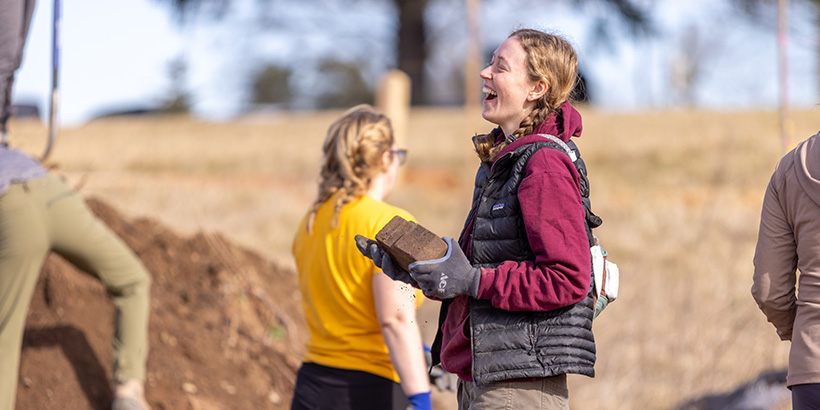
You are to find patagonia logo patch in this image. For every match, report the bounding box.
[492,203,505,211]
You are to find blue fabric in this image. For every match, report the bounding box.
[793,384,820,410]
[407,391,432,410]
[0,147,47,195]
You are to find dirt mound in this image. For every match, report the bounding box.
[16,198,307,410]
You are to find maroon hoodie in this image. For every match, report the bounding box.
[439,103,591,381]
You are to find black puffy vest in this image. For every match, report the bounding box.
[431,137,598,385]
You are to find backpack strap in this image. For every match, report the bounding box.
[537,135,613,318]
[537,134,601,230]
[537,134,577,162]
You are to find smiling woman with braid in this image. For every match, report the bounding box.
[361,29,596,409]
[290,105,431,410]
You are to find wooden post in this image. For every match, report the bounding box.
[464,0,481,110]
[777,0,793,152]
[376,70,411,147]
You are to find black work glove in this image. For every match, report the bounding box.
[429,365,459,392]
[408,237,481,299]
[354,235,416,287]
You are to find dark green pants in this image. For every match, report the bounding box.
[0,175,151,410]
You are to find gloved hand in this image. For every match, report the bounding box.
[408,237,480,299]
[354,235,416,287]
[429,364,459,392]
[406,391,432,410]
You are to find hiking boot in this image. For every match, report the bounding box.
[112,378,151,410]
[0,130,8,147]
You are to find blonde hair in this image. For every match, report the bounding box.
[475,29,579,162]
[306,104,395,233]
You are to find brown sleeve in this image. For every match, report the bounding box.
[752,169,798,340]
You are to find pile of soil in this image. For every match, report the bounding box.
[16,198,307,410]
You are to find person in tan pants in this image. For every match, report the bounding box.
[0,145,151,410]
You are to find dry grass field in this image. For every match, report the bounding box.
[9,106,820,409]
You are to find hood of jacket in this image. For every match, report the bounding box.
[794,132,820,207]
[495,102,583,157]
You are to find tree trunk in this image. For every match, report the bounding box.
[808,0,820,106]
[395,0,428,105]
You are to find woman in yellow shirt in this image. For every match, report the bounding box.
[291,105,431,410]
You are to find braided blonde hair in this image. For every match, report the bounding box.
[306,104,395,233]
[476,29,578,162]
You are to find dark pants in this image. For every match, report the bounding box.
[0,0,36,131]
[794,384,820,410]
[291,362,409,410]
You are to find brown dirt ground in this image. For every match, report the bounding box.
[16,198,308,410]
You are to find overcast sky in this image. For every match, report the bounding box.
[12,0,819,127]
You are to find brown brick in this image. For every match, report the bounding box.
[375,216,448,271]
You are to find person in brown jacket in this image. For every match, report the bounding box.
[753,131,820,408]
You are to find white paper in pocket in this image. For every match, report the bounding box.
[591,245,605,300]
[605,260,619,301]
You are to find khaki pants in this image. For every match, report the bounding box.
[0,175,151,410]
[457,374,569,410]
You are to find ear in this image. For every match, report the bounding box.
[527,79,548,101]
[380,149,393,171]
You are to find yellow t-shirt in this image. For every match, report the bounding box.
[292,193,421,382]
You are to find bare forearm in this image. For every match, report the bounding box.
[381,319,430,396]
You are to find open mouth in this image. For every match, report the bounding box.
[483,86,497,101]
